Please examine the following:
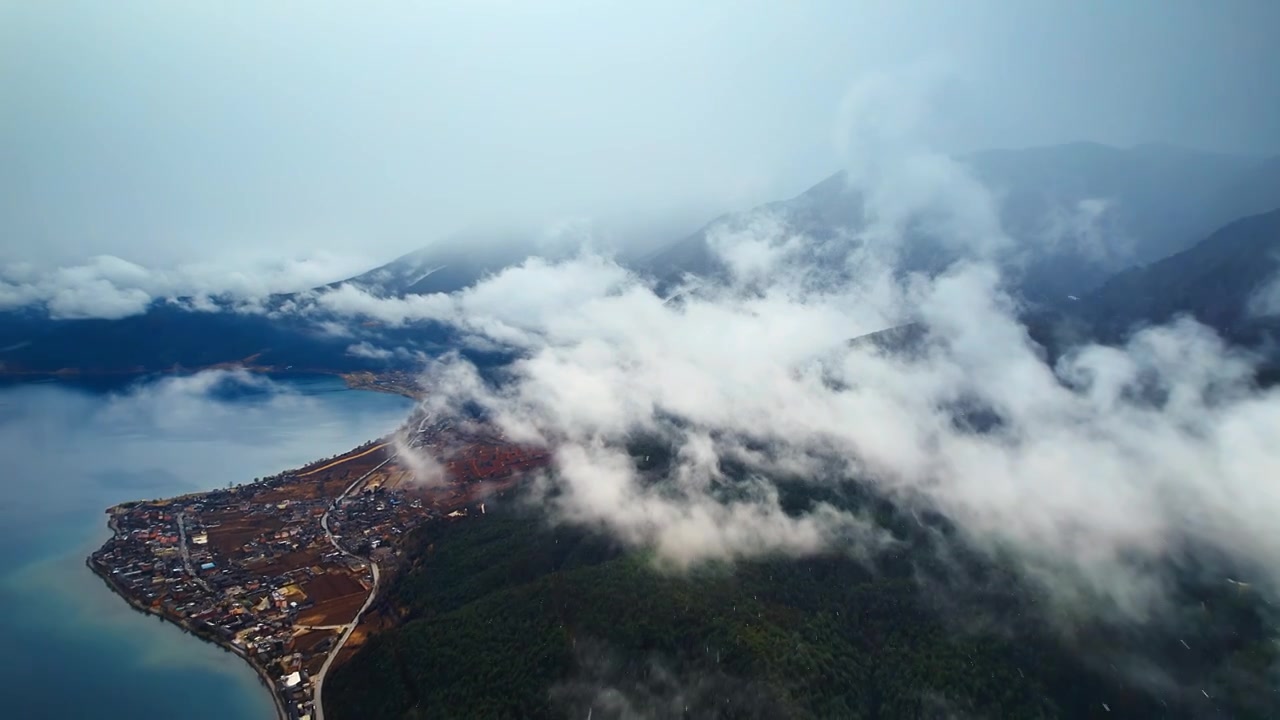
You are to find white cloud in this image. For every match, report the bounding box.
[99,369,311,433]
[309,254,637,349]
[46,279,153,320]
[346,342,394,360]
[390,135,1280,627]
[390,433,447,488]
[0,252,368,319]
[1248,266,1280,318]
[1040,197,1131,263]
[313,283,454,326]
[345,341,426,364]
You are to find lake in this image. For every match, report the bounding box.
[0,373,413,719]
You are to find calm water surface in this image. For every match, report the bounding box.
[0,373,412,719]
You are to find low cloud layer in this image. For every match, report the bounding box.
[0,253,369,319]
[97,369,315,434]
[0,368,411,526]
[391,149,1280,625]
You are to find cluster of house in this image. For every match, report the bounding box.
[92,507,196,612]
[91,412,551,720]
[329,487,434,561]
[90,484,375,720]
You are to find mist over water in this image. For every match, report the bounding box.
[0,374,411,719]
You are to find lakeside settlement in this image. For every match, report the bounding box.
[88,393,547,720]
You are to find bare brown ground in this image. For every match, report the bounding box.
[333,644,362,669]
[254,472,365,503]
[303,652,329,677]
[249,549,326,577]
[406,476,522,514]
[301,571,365,603]
[296,443,390,477]
[206,513,285,555]
[377,468,413,491]
[295,592,368,626]
[291,628,338,655]
[334,606,399,669]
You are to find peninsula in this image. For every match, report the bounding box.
[88,403,547,720]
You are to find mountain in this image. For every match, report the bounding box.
[966,142,1262,264]
[0,234,531,376]
[4,142,1278,380]
[643,143,1279,304]
[338,248,454,297]
[1206,154,1280,228]
[642,170,858,286]
[335,230,545,297]
[0,301,413,377]
[1077,208,1280,344]
[325,471,1277,719]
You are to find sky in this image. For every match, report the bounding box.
[2,0,1279,280]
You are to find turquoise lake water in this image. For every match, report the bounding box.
[0,373,413,719]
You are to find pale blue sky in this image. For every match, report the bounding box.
[2,1,1277,271]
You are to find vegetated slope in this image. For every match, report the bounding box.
[0,300,468,375]
[1078,207,1280,344]
[0,303,355,373]
[325,483,1276,720]
[0,233,543,376]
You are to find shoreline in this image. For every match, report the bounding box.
[87,514,288,720]
[75,393,516,720]
[81,431,418,720]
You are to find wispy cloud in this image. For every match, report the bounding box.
[390,119,1280,627]
[0,253,369,319]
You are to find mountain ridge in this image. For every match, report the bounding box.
[3,142,1278,378]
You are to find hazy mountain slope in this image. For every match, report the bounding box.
[1078,208,1280,343]
[336,234,536,297]
[7,143,1277,378]
[0,296,476,376]
[643,143,1273,303]
[967,142,1259,263]
[1206,155,1280,227]
[0,303,380,375]
[641,171,855,285]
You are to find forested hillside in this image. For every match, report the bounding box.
[327,487,1277,719]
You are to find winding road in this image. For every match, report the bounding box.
[312,453,395,720]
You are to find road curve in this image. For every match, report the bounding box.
[312,454,394,720]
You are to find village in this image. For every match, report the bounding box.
[88,407,549,720]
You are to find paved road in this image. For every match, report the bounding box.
[313,563,380,720]
[312,454,394,720]
[176,512,212,592]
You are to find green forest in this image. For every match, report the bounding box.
[326,481,1278,719]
